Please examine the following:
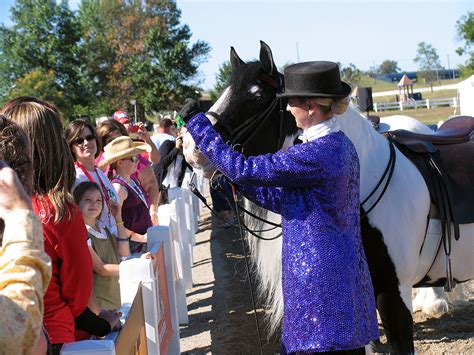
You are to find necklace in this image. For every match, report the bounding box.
[115,175,149,208]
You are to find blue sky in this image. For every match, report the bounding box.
[1,0,473,90]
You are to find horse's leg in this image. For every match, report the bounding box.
[376,284,414,354]
[361,216,415,354]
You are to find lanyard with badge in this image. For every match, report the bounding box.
[115,175,149,209]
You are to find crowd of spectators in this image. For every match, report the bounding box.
[0,97,184,354]
[0,95,238,353]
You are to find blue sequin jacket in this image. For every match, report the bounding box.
[187,113,379,352]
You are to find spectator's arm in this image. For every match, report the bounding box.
[0,210,52,354]
[57,212,93,318]
[137,166,160,225]
[136,123,160,163]
[88,245,119,277]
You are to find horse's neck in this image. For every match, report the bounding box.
[337,107,391,203]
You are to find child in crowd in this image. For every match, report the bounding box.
[96,119,161,224]
[73,181,130,310]
[99,136,152,254]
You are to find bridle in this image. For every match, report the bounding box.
[206,72,287,153]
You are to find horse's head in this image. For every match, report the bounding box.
[183,41,298,176]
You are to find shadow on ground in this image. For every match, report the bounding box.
[181,215,280,354]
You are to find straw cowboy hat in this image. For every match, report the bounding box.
[98,136,151,169]
[278,61,351,98]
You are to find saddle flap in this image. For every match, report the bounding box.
[395,140,474,225]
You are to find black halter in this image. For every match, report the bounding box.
[206,72,286,154]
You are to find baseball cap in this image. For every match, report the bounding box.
[113,111,130,124]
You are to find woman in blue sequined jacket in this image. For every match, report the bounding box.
[182,62,379,354]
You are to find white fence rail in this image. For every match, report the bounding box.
[373,97,458,112]
[60,174,207,355]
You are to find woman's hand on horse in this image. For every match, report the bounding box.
[179,98,201,122]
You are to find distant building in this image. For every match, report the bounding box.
[371,69,460,83]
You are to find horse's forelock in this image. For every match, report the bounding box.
[217,61,265,126]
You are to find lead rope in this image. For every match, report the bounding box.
[230,183,264,355]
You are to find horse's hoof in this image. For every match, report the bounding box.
[423,299,449,317]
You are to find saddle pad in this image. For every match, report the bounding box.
[395,140,474,224]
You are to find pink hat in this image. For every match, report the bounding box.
[113,111,130,124]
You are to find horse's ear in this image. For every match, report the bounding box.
[230,46,245,70]
[259,40,277,75]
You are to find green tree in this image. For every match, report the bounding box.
[210,61,232,102]
[414,42,443,92]
[0,0,81,116]
[340,63,362,86]
[0,0,210,119]
[8,69,65,106]
[456,11,474,76]
[77,0,210,117]
[377,60,400,74]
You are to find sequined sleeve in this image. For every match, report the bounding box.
[0,210,52,354]
[237,185,282,214]
[187,113,337,188]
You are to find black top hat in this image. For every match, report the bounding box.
[277,61,351,98]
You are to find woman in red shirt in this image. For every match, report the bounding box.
[2,97,120,353]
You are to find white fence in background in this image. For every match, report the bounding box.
[373,97,458,112]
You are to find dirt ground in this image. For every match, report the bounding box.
[179,208,474,354]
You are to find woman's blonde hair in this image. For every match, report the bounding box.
[312,96,350,115]
[1,97,75,223]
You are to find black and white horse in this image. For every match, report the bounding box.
[183,41,474,353]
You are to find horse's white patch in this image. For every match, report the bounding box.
[249,84,261,96]
[378,115,435,134]
[207,86,232,125]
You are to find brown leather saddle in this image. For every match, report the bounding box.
[388,115,474,227]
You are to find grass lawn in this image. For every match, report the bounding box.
[374,106,457,125]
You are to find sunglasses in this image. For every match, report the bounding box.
[123,156,139,163]
[73,134,95,145]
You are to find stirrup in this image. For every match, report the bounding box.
[444,255,457,292]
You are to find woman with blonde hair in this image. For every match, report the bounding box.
[2,97,120,354]
[180,62,378,354]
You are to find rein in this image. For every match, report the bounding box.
[188,171,283,240]
[360,137,397,218]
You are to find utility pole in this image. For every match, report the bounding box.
[296,42,300,63]
[447,54,452,79]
